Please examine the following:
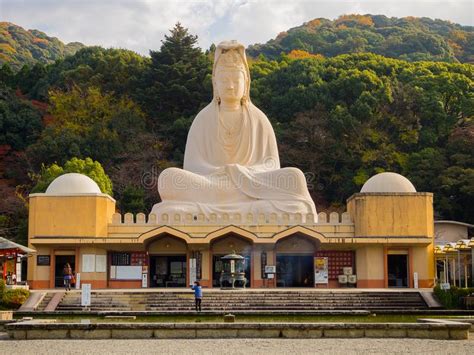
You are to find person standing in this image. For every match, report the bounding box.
[63,263,73,291]
[191,281,202,312]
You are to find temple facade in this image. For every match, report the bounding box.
[26,42,437,291]
[27,172,435,290]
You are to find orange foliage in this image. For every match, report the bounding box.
[0,43,16,53]
[276,31,288,40]
[30,100,49,112]
[42,114,54,126]
[336,14,374,27]
[288,49,324,60]
[307,19,321,28]
[450,30,468,43]
[33,37,48,45]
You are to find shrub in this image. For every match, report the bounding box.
[1,288,30,309]
[434,285,474,309]
[0,279,5,297]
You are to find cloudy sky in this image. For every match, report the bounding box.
[1,0,473,55]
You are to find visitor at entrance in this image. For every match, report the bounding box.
[63,263,73,291]
[191,281,202,312]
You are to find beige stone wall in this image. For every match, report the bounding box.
[411,244,435,285]
[356,245,384,285]
[347,193,433,238]
[275,235,316,254]
[211,236,252,254]
[29,195,115,238]
[148,237,187,254]
[27,246,51,281]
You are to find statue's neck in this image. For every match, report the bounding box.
[220,101,241,111]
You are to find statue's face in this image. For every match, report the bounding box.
[215,69,245,103]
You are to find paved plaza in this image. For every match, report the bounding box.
[0,337,472,354]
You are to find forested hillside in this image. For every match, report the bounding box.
[248,15,474,63]
[0,22,84,70]
[0,21,473,245]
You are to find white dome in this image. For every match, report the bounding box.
[361,172,416,193]
[46,173,101,194]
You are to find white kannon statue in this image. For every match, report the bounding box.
[151,41,317,219]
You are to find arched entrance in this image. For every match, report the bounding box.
[275,234,320,287]
[210,233,253,287]
[147,235,188,288]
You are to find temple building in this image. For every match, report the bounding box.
[27,41,438,290]
[26,171,436,290]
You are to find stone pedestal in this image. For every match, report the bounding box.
[0,311,13,320]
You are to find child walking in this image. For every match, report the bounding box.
[191,281,202,312]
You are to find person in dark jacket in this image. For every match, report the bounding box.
[191,281,202,312]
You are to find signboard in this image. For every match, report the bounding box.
[81,283,91,307]
[37,255,50,266]
[265,265,276,274]
[230,260,235,273]
[314,257,328,284]
[75,273,81,289]
[189,258,197,285]
[440,282,450,290]
[413,272,419,289]
[141,272,148,288]
[15,260,21,283]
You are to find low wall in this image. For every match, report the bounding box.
[5,322,469,340]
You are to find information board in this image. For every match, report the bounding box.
[115,265,142,280]
[189,258,197,285]
[37,255,50,266]
[314,257,329,284]
[81,283,91,306]
[95,255,107,272]
[82,254,95,272]
[265,265,276,274]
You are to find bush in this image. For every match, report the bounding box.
[1,288,30,309]
[434,285,474,309]
[0,279,5,297]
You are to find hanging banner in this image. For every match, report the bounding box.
[314,257,329,284]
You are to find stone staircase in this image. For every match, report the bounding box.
[36,293,54,311]
[55,290,429,312]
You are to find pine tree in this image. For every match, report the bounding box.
[143,23,212,133]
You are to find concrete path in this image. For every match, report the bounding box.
[0,338,472,354]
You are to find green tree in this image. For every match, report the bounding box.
[27,85,146,167]
[119,185,146,214]
[141,23,212,139]
[0,84,42,150]
[31,157,113,195]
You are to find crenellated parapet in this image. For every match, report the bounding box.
[110,211,353,226]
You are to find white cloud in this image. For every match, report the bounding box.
[0,0,472,55]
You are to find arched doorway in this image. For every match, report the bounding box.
[147,235,188,288]
[275,234,319,287]
[210,233,253,287]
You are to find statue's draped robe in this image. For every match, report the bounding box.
[152,101,317,217]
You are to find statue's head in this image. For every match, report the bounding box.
[213,41,250,105]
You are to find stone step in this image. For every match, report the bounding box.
[52,290,429,312]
